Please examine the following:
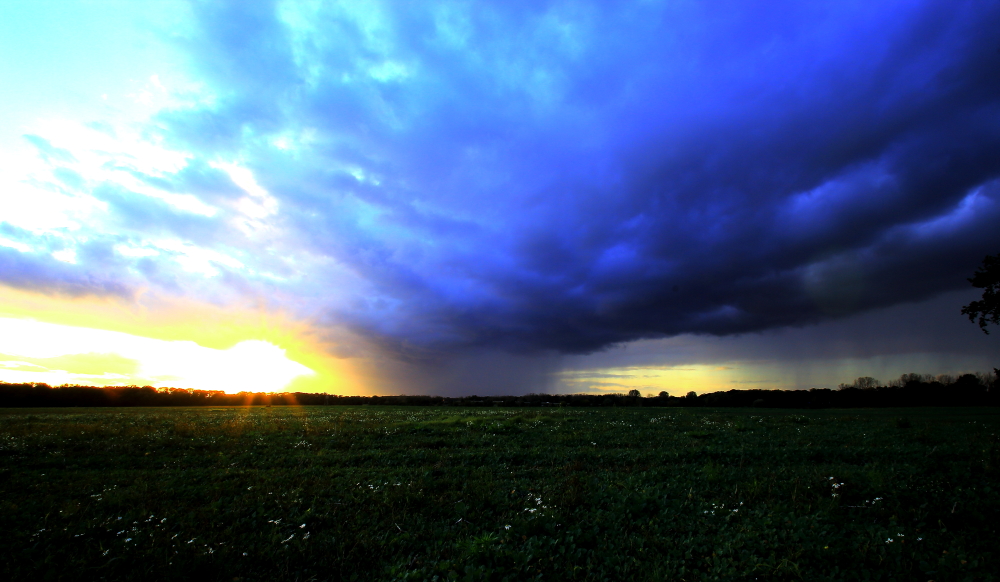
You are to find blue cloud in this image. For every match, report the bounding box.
[0,246,131,298]
[23,134,77,164]
[11,1,1000,361]
[158,1,1000,352]
[90,183,223,245]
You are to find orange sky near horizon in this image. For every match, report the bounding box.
[0,284,366,394]
[0,284,764,398]
[2,283,996,399]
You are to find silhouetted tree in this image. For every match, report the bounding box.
[953,373,986,400]
[962,253,1000,334]
[686,391,697,399]
[854,376,879,390]
[627,389,641,398]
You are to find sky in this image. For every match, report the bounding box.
[1,0,998,395]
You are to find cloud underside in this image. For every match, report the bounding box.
[4,1,1000,360]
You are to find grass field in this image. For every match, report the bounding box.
[2,406,998,581]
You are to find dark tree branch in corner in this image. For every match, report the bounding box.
[962,253,1000,334]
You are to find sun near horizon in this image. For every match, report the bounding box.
[0,286,365,395]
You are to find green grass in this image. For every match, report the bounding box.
[2,406,998,581]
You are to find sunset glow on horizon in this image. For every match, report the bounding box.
[0,285,364,394]
[0,317,314,393]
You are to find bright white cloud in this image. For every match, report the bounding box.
[153,238,244,277]
[0,237,33,253]
[115,244,160,258]
[51,249,77,264]
[213,162,280,231]
[0,178,99,233]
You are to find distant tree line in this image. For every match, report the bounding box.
[0,370,996,408]
[699,371,997,408]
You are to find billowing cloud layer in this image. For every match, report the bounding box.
[5,1,1000,362]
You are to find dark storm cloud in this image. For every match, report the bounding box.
[148,1,1000,357]
[563,289,1000,373]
